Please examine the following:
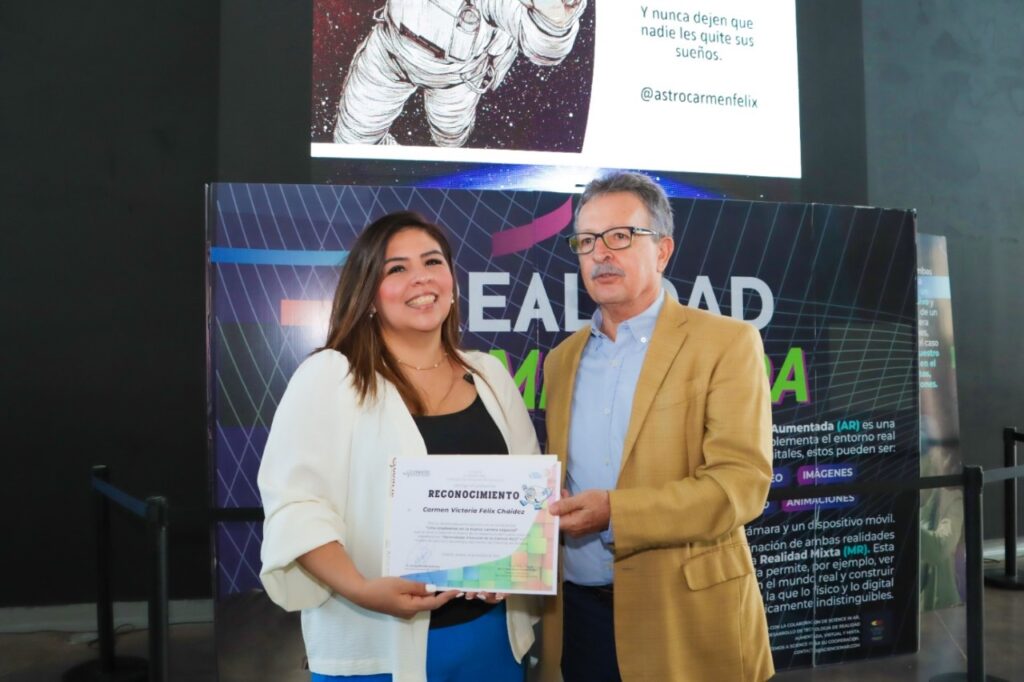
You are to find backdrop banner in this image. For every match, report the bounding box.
[917,234,964,612]
[207,183,919,672]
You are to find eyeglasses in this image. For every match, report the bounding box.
[565,226,658,255]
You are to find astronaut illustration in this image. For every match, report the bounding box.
[334,0,588,147]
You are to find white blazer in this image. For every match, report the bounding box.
[258,349,541,680]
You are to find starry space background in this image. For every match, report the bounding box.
[311,0,595,152]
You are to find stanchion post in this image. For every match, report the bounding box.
[147,496,170,682]
[1002,428,1017,577]
[963,465,985,682]
[65,469,149,682]
[933,465,1008,682]
[985,428,1024,590]
[92,465,116,673]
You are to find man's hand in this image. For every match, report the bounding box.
[352,577,459,619]
[548,488,610,537]
[526,0,582,27]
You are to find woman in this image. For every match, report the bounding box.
[258,211,540,681]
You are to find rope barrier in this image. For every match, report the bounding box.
[982,463,1024,485]
[767,472,964,501]
[91,477,148,519]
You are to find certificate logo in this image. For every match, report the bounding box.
[520,484,552,510]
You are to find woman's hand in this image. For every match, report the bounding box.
[353,577,460,619]
[297,542,459,618]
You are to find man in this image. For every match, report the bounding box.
[542,172,775,681]
[334,0,586,147]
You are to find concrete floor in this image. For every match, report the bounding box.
[2,580,1022,681]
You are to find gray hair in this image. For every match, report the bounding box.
[575,171,675,239]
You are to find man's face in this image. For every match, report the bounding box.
[576,191,674,321]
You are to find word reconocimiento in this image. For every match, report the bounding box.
[427,489,520,500]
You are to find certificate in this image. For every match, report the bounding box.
[385,455,560,595]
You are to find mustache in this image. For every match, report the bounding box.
[590,263,625,279]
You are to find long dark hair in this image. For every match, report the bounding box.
[320,211,470,414]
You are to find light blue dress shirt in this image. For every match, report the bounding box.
[563,292,665,586]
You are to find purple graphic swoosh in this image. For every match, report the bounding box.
[491,198,573,257]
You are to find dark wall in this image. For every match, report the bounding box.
[1,3,218,605]
[218,0,311,183]
[797,0,867,205]
[862,0,1024,535]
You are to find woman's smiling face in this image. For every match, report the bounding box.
[373,227,455,337]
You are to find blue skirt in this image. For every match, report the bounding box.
[310,602,524,682]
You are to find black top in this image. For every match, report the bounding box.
[413,390,509,457]
[412,386,508,629]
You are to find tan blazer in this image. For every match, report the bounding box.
[541,297,775,682]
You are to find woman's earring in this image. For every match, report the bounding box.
[369,307,376,318]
